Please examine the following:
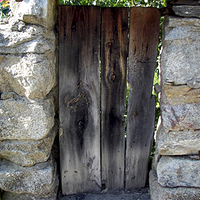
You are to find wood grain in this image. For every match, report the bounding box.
[59,6,101,195]
[125,7,160,190]
[101,7,128,191]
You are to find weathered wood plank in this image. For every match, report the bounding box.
[101,7,128,191]
[125,7,160,190]
[58,6,101,195]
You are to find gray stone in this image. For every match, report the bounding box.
[187,78,200,89]
[10,0,56,29]
[0,96,55,141]
[157,129,200,155]
[161,103,200,131]
[161,16,200,85]
[0,53,56,99]
[157,156,200,188]
[0,23,55,54]
[0,92,15,100]
[0,123,58,167]
[163,17,200,41]
[173,6,200,18]
[169,0,200,5]
[2,187,58,200]
[0,156,58,195]
[150,170,200,200]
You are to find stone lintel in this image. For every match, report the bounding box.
[173,5,200,18]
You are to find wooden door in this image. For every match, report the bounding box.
[59,6,160,195]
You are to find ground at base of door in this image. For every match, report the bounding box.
[58,187,150,200]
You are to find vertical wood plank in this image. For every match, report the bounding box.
[125,7,160,190]
[101,7,128,191]
[58,6,101,195]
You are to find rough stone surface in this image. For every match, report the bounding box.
[0,53,56,99]
[157,156,200,188]
[0,1,58,200]
[162,84,200,105]
[150,170,200,200]
[161,103,200,131]
[0,156,58,195]
[161,16,200,85]
[187,78,200,89]
[0,96,55,141]
[169,0,200,5]
[2,187,58,200]
[10,0,56,29]
[157,128,200,155]
[173,5,200,18]
[0,92,15,100]
[0,123,58,167]
[0,23,55,54]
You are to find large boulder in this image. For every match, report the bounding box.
[0,23,55,54]
[2,189,57,200]
[150,170,200,200]
[0,123,58,167]
[9,0,56,29]
[161,103,200,131]
[157,156,200,188]
[161,16,200,85]
[0,156,58,195]
[157,128,200,155]
[0,53,56,99]
[0,96,55,141]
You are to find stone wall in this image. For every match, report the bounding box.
[0,1,200,200]
[0,0,58,199]
[150,1,200,200]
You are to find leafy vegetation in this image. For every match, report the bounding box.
[59,0,166,8]
[0,0,10,18]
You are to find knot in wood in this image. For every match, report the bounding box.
[133,111,137,118]
[111,74,116,80]
[107,42,112,48]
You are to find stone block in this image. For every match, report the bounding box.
[10,0,56,29]
[2,186,58,200]
[150,170,200,200]
[161,16,200,85]
[157,156,200,188]
[0,23,55,54]
[173,6,200,18]
[162,84,200,105]
[0,96,55,141]
[161,103,200,131]
[0,123,58,167]
[187,78,200,89]
[0,53,56,99]
[169,0,200,5]
[0,156,58,195]
[157,129,200,155]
